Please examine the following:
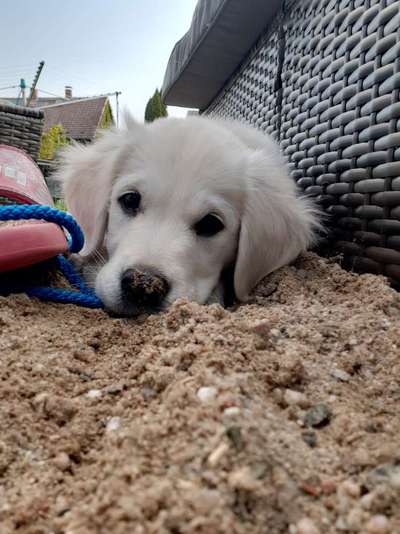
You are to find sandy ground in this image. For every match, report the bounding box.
[0,253,399,534]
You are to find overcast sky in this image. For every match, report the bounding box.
[0,0,199,121]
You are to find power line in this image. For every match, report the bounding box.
[0,73,33,80]
[0,62,37,69]
[0,84,19,92]
[0,66,37,74]
[36,88,68,99]
[49,67,99,88]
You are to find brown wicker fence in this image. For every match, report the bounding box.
[0,103,44,162]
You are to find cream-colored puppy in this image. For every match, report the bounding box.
[57,115,319,316]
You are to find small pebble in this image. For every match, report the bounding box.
[55,495,70,516]
[251,319,272,337]
[340,480,361,498]
[366,463,400,490]
[105,383,125,395]
[331,368,351,382]
[296,517,320,534]
[226,425,244,451]
[272,388,284,406]
[53,452,71,471]
[366,514,390,534]
[187,488,222,514]
[321,479,337,495]
[228,466,258,491]
[296,269,308,279]
[346,506,363,530]
[106,416,121,432]
[33,393,77,425]
[207,442,229,467]
[197,386,217,403]
[223,406,240,416]
[86,389,102,399]
[304,403,332,428]
[352,447,370,467]
[284,389,309,408]
[335,517,347,531]
[302,430,317,448]
[32,363,45,374]
[360,492,375,510]
[142,386,156,400]
[348,337,358,346]
[391,469,400,489]
[301,481,321,497]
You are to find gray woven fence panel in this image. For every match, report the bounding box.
[205,0,400,287]
[206,27,281,139]
[0,103,44,161]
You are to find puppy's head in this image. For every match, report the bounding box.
[58,115,318,316]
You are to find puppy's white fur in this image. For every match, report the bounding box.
[57,115,319,315]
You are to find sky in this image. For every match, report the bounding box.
[0,0,199,122]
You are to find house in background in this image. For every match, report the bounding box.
[41,94,114,144]
[38,94,114,184]
[1,85,114,146]
[42,91,114,197]
[0,86,114,198]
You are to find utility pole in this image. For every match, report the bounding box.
[27,61,45,106]
[115,91,121,127]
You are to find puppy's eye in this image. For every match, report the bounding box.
[118,191,141,215]
[194,213,224,237]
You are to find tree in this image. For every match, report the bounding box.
[39,124,69,160]
[144,89,168,122]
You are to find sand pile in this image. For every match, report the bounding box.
[0,253,399,534]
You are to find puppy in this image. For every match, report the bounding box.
[57,115,319,316]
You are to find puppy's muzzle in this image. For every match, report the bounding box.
[120,268,169,309]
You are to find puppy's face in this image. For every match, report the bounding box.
[59,116,318,316]
[97,129,245,314]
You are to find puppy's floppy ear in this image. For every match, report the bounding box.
[55,121,142,256]
[234,149,320,301]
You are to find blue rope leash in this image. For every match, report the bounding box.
[0,204,104,309]
[0,204,84,253]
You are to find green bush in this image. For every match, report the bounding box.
[39,124,69,161]
[54,198,67,211]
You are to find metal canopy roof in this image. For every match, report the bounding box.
[161,0,284,110]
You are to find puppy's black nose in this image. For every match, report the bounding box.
[120,268,169,308]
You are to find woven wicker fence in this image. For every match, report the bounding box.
[0,103,44,162]
[205,0,400,287]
